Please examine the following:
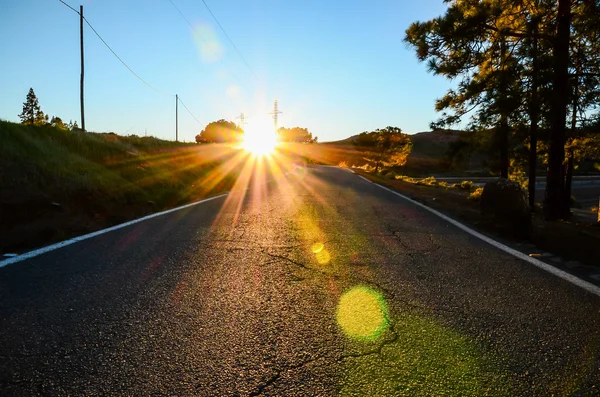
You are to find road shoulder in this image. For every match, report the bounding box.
[352,169,600,291]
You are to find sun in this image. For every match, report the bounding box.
[242,119,277,156]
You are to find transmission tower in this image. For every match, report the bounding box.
[237,112,248,129]
[270,100,282,131]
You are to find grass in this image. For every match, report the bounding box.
[0,120,251,252]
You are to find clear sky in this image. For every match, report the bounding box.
[1,0,452,142]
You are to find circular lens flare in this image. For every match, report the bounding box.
[336,286,389,340]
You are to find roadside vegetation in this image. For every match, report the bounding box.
[0,119,248,253]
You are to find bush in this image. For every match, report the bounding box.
[468,187,483,201]
[416,176,438,187]
[338,161,348,168]
[385,171,396,179]
[459,180,473,190]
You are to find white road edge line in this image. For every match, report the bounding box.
[357,175,372,183]
[0,193,229,269]
[360,176,600,298]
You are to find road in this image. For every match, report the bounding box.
[1,166,600,396]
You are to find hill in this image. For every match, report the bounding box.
[321,129,461,174]
[0,120,246,253]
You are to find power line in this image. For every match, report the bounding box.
[178,97,205,128]
[166,0,243,85]
[58,0,78,14]
[83,17,174,97]
[57,0,206,137]
[199,0,259,80]
[58,0,172,96]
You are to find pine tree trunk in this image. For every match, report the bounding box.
[498,37,509,179]
[565,150,574,208]
[528,26,539,211]
[564,43,581,216]
[544,0,571,220]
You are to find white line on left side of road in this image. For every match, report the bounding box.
[0,193,229,269]
[356,175,600,298]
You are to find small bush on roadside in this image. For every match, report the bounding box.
[438,181,448,188]
[468,187,484,201]
[417,176,438,187]
[385,171,396,179]
[338,161,348,168]
[459,180,473,190]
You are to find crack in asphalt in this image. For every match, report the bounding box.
[248,356,326,396]
[339,322,400,361]
[261,250,317,273]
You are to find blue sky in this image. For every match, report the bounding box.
[1,0,451,142]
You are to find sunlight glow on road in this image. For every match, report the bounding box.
[336,286,389,340]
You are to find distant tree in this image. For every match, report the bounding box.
[277,126,317,143]
[68,120,79,131]
[353,126,412,173]
[195,119,243,143]
[50,116,68,130]
[18,88,47,126]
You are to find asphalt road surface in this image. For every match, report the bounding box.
[1,166,600,396]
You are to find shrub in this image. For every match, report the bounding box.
[416,176,438,187]
[459,180,473,190]
[396,175,415,183]
[385,171,396,179]
[338,161,348,168]
[468,187,483,201]
[438,181,448,188]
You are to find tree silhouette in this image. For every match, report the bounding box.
[195,119,243,143]
[50,116,68,130]
[18,88,47,126]
[277,126,317,143]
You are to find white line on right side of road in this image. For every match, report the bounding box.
[362,177,600,298]
[358,175,372,183]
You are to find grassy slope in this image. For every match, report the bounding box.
[0,120,247,253]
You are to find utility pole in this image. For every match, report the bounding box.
[175,94,178,142]
[80,5,85,132]
[270,100,282,132]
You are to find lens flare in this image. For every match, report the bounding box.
[336,286,389,340]
[311,242,325,254]
[315,249,331,265]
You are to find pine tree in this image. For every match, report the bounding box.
[18,88,46,126]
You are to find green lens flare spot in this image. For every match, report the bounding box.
[336,286,389,340]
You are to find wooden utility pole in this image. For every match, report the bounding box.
[80,5,85,132]
[175,94,178,142]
